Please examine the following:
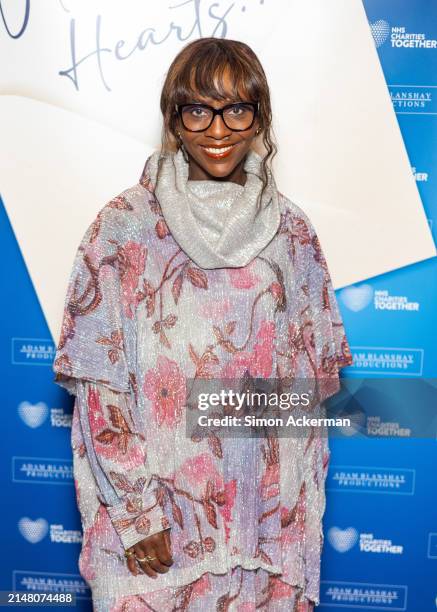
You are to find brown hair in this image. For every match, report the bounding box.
[158,37,278,212]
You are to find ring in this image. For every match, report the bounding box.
[136,555,157,563]
[124,550,135,558]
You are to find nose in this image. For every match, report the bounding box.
[205,113,232,139]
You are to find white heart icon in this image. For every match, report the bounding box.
[327,526,359,552]
[18,401,48,428]
[370,19,390,48]
[340,284,373,312]
[18,517,49,543]
[339,408,366,436]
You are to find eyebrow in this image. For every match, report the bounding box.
[186,99,246,106]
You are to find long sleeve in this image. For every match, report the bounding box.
[303,210,354,404]
[302,413,331,531]
[52,204,170,549]
[75,379,170,550]
[299,410,331,601]
[301,210,350,530]
[295,208,353,599]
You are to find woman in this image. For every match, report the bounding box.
[53,38,353,611]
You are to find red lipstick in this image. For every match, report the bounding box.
[200,143,237,159]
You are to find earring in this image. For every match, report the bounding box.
[176,131,189,162]
[255,128,261,136]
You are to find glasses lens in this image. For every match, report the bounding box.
[181,105,213,131]
[181,104,255,131]
[223,104,255,130]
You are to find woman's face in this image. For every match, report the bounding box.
[175,72,260,185]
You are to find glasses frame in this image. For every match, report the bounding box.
[174,101,259,132]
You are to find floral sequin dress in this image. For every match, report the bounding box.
[53,169,353,610]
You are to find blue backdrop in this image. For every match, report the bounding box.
[1,1,436,609]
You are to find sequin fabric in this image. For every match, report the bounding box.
[92,567,314,611]
[52,153,353,608]
[150,147,281,269]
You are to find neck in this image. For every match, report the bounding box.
[187,152,247,186]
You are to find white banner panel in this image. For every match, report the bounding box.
[0,0,435,342]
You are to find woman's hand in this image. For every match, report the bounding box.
[125,528,173,578]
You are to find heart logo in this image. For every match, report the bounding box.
[18,401,48,428]
[370,19,390,48]
[339,408,366,436]
[340,284,373,312]
[327,526,358,552]
[18,517,48,543]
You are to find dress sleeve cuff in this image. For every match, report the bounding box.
[105,487,171,550]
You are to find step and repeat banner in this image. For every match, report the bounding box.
[1,1,436,610]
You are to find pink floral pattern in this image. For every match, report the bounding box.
[100,568,313,611]
[221,320,276,379]
[143,355,186,428]
[87,385,144,467]
[53,179,353,608]
[118,241,147,319]
[97,568,313,611]
[227,264,261,289]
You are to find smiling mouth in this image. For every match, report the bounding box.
[200,143,237,158]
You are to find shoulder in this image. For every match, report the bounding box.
[277,190,319,239]
[277,190,329,273]
[81,181,157,249]
[278,192,329,274]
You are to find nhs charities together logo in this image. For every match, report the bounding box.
[370,19,437,49]
[340,284,419,312]
[18,401,48,428]
[18,401,71,428]
[327,528,403,555]
[18,517,49,544]
[340,284,373,312]
[18,518,82,544]
[328,527,359,552]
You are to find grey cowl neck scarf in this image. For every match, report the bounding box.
[141,147,281,269]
